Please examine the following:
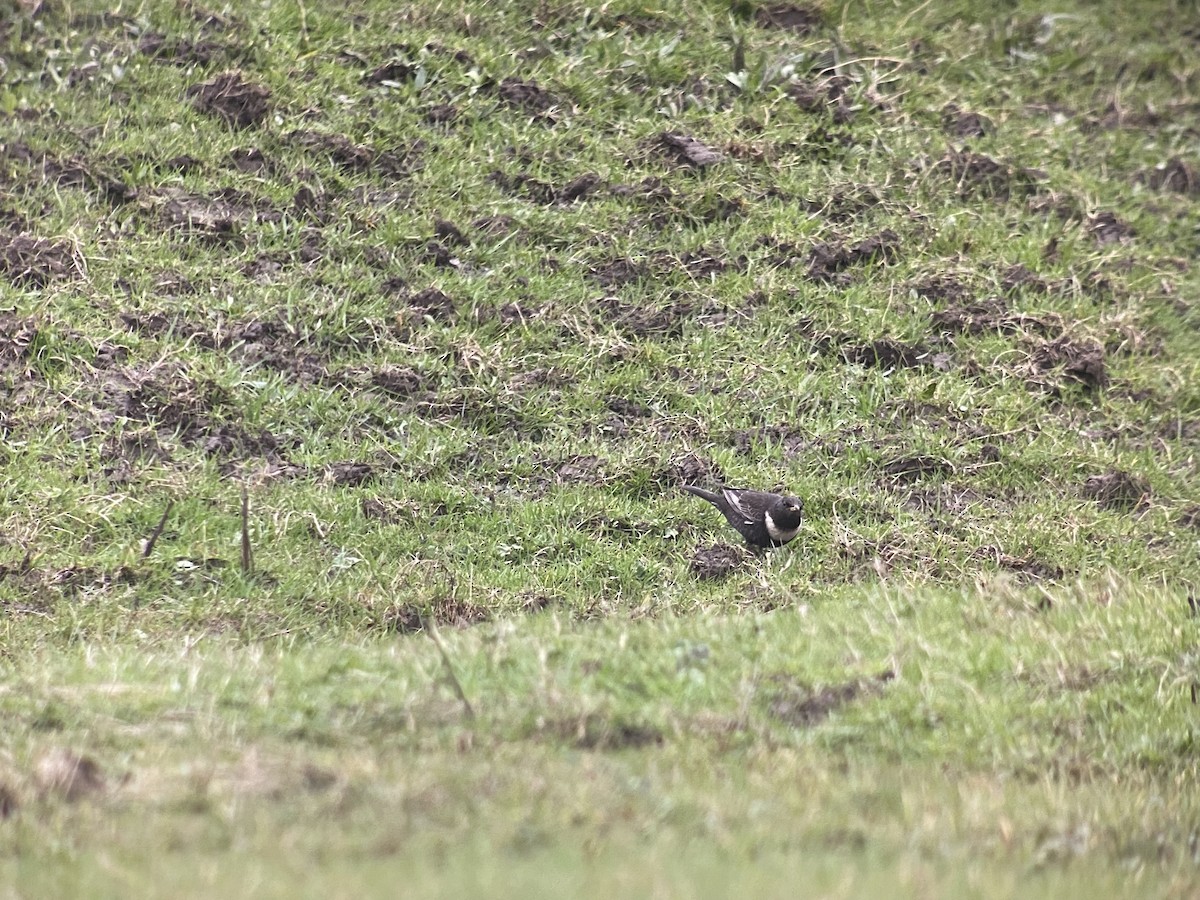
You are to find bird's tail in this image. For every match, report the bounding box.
[680,484,721,504]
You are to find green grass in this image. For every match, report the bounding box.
[1,0,1199,894]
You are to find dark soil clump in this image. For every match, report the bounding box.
[185,70,271,128]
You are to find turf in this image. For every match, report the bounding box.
[1,0,1198,895]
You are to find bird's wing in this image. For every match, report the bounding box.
[722,489,760,524]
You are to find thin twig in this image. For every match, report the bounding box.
[240,486,253,576]
[141,500,175,560]
[425,618,475,721]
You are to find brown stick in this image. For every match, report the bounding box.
[142,500,175,560]
[240,486,253,576]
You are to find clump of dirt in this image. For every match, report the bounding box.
[1087,210,1134,245]
[806,229,900,282]
[287,130,421,177]
[1138,157,1198,194]
[1179,506,1200,529]
[658,132,723,168]
[881,454,954,482]
[492,77,565,120]
[660,453,725,488]
[972,546,1063,581]
[185,70,271,128]
[841,338,930,370]
[942,103,993,137]
[370,365,428,399]
[380,597,490,633]
[1031,335,1108,391]
[931,297,1062,338]
[691,543,745,579]
[766,670,895,727]
[933,148,1044,199]
[34,748,105,801]
[1082,469,1149,510]
[148,188,250,242]
[553,454,608,485]
[789,75,862,123]
[753,2,822,32]
[0,231,82,287]
[910,272,972,304]
[488,170,601,205]
[538,713,665,750]
[590,294,718,338]
[733,424,812,457]
[138,31,243,67]
[392,286,457,326]
[425,103,459,125]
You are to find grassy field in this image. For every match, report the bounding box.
[1,0,1198,895]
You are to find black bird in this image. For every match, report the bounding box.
[681,485,804,549]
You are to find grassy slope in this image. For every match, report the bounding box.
[1,0,1198,895]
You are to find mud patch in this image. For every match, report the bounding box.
[881,454,954,483]
[1082,469,1149,510]
[488,170,601,205]
[1031,335,1108,391]
[806,229,900,282]
[931,297,1062,338]
[972,546,1063,581]
[380,596,490,633]
[658,132,723,168]
[766,670,895,728]
[753,2,822,32]
[1138,157,1199,195]
[841,338,931,370]
[1179,506,1200,529]
[287,130,421,178]
[540,713,665,750]
[691,543,745,580]
[933,148,1044,199]
[942,103,993,137]
[1087,210,1134,245]
[0,231,83,287]
[185,70,271,128]
[492,77,566,121]
[660,453,726,489]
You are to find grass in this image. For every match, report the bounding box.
[1,0,1198,894]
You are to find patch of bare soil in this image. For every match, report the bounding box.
[806,228,900,282]
[1087,210,1134,245]
[932,148,1045,199]
[658,132,723,168]
[931,297,1062,338]
[487,170,601,205]
[659,453,726,489]
[942,102,993,137]
[588,293,722,338]
[909,272,973,303]
[1030,335,1108,392]
[34,748,106,802]
[286,129,422,178]
[881,454,954,483]
[753,2,822,32]
[0,231,83,286]
[1179,506,1200,529]
[766,670,895,727]
[1082,469,1150,510]
[1138,157,1199,194]
[138,31,245,67]
[379,597,490,633]
[691,543,745,579]
[102,363,296,463]
[789,75,869,123]
[491,77,566,121]
[185,70,271,128]
[539,714,665,750]
[387,285,457,327]
[971,545,1063,581]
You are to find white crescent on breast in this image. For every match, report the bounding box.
[764,509,800,543]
